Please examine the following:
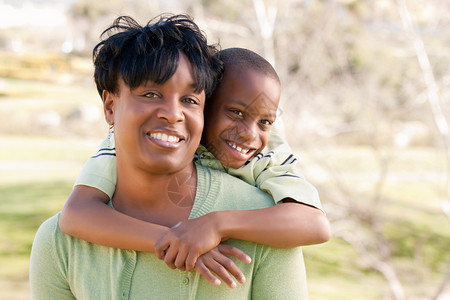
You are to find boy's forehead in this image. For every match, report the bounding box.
[246,92,278,115]
[232,68,280,107]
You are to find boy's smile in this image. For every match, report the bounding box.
[223,134,258,161]
[203,68,281,169]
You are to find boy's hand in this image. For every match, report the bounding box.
[195,244,251,288]
[155,213,223,270]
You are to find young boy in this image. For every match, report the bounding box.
[59,47,329,286]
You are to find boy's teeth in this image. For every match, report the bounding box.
[151,133,180,142]
[228,142,249,154]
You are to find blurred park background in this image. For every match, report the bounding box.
[0,0,449,299]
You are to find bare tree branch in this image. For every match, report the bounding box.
[252,0,277,67]
[396,1,450,299]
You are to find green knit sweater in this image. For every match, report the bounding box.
[30,164,308,300]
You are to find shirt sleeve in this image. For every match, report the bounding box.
[29,215,76,300]
[74,136,117,199]
[228,128,324,212]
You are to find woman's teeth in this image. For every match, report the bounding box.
[150,133,180,143]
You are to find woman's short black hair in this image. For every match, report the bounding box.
[93,14,222,98]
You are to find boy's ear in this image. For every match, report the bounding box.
[102,90,116,125]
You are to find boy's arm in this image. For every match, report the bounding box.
[156,201,329,261]
[59,185,168,252]
[60,185,249,287]
[61,139,223,254]
[223,130,330,245]
[61,140,250,285]
[212,201,330,248]
[156,129,330,269]
[156,202,329,272]
[60,136,168,252]
[228,128,324,212]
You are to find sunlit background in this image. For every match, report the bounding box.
[0,0,449,299]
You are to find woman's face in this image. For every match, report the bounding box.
[105,53,205,175]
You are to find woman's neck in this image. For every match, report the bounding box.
[112,161,198,227]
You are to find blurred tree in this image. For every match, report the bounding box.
[2,0,449,298]
[226,0,449,299]
[66,0,163,54]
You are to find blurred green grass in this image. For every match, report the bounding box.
[0,135,98,299]
[0,181,71,279]
[299,147,450,299]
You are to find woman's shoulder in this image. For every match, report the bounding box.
[195,164,273,212]
[196,162,257,188]
[34,213,60,239]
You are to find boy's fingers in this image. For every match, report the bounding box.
[154,238,169,260]
[163,246,178,269]
[206,258,237,288]
[212,252,245,285]
[154,246,166,260]
[218,244,251,264]
[185,251,198,271]
[195,261,221,286]
[174,247,188,270]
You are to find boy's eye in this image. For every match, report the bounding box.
[230,109,243,116]
[260,119,273,126]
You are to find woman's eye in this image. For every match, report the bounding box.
[144,92,158,99]
[184,98,198,105]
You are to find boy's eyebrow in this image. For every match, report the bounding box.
[227,99,278,119]
[225,99,252,108]
[228,99,277,111]
[230,99,246,106]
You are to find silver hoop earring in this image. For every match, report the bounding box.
[107,124,114,148]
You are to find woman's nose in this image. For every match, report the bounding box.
[156,97,185,123]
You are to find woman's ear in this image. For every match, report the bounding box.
[102,90,116,125]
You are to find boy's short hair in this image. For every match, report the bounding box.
[218,48,280,84]
[93,14,222,98]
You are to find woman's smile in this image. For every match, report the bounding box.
[147,131,185,149]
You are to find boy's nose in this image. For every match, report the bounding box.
[237,121,257,141]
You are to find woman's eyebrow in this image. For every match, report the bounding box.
[189,82,199,89]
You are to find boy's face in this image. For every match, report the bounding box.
[203,68,280,169]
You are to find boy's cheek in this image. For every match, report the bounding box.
[260,132,271,149]
[218,124,241,141]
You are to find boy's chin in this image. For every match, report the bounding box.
[219,158,247,169]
